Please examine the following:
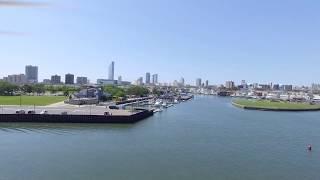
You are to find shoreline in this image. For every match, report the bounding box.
[232,101,320,112]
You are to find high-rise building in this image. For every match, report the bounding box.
[196,78,202,87]
[43,79,51,84]
[108,61,115,80]
[283,85,293,91]
[180,78,185,86]
[273,84,280,91]
[51,75,61,84]
[76,77,88,85]
[152,74,158,84]
[118,76,122,85]
[146,72,151,84]
[225,81,235,89]
[25,65,38,83]
[173,80,179,87]
[4,74,26,84]
[240,80,247,88]
[65,73,75,85]
[136,77,143,86]
[205,80,209,87]
[312,83,320,91]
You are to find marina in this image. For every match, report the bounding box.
[0,94,194,123]
[0,96,319,180]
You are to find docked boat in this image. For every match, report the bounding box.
[153,108,163,113]
[162,102,168,108]
[154,99,163,107]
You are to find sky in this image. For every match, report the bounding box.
[0,0,320,85]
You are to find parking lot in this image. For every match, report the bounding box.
[0,105,136,116]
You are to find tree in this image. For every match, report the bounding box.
[103,85,126,99]
[33,84,45,95]
[126,86,149,97]
[152,87,162,96]
[0,81,19,96]
[46,85,57,94]
[21,84,33,94]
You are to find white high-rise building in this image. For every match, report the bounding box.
[118,76,122,85]
[136,77,143,86]
[108,61,115,80]
[225,81,235,89]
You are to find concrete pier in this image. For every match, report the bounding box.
[0,105,153,124]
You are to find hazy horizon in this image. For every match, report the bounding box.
[1,0,320,85]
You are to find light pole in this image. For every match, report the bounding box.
[20,93,22,107]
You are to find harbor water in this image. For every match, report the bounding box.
[0,96,319,180]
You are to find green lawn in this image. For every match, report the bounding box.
[0,96,66,106]
[233,99,320,110]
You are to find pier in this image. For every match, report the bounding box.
[0,105,153,124]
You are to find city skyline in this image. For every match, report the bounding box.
[1,63,319,87]
[1,0,320,85]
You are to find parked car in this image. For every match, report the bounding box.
[16,110,25,114]
[27,110,36,114]
[61,111,68,115]
[108,106,119,110]
[40,110,48,115]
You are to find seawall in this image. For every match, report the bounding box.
[0,110,154,124]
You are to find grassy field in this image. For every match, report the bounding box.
[233,99,320,110]
[0,96,66,106]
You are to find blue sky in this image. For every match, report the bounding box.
[0,0,320,85]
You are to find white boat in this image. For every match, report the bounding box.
[162,102,168,108]
[154,99,163,107]
[153,108,163,113]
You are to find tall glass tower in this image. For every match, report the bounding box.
[146,72,151,84]
[108,61,115,80]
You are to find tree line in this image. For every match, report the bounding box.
[0,81,80,96]
[103,85,150,100]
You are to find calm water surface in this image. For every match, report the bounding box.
[0,96,319,180]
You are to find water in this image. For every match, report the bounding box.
[0,96,319,180]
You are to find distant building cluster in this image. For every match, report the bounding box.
[97,61,130,86]
[131,72,159,86]
[3,74,26,85]
[2,62,320,98]
[1,65,88,86]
